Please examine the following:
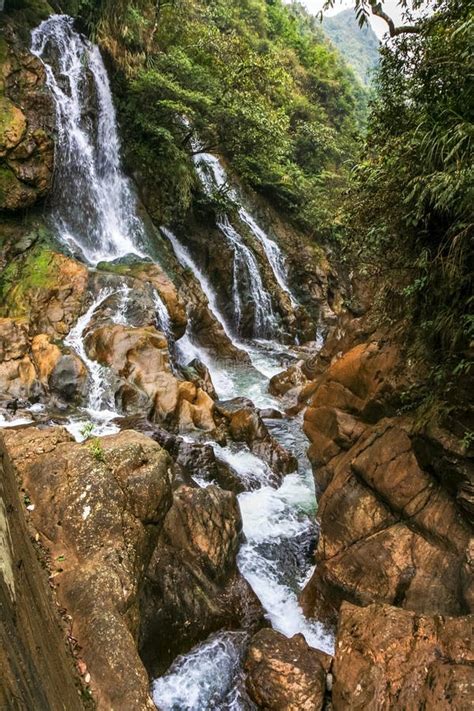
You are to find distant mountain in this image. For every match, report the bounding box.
[323,9,379,86]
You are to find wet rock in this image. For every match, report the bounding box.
[216,398,297,476]
[2,426,173,711]
[245,629,331,711]
[269,362,308,397]
[301,421,472,622]
[32,333,87,402]
[0,319,87,404]
[86,323,216,431]
[162,436,245,493]
[140,484,263,673]
[332,602,474,710]
[127,262,187,339]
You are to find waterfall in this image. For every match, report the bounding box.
[238,208,298,306]
[216,215,276,337]
[192,147,297,314]
[161,226,237,344]
[152,289,173,341]
[31,15,146,264]
[64,289,115,413]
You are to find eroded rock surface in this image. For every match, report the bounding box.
[0,430,86,711]
[245,629,331,711]
[301,339,473,623]
[0,317,87,404]
[140,484,263,673]
[332,602,474,710]
[0,23,55,210]
[3,426,174,711]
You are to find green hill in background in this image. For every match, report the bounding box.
[322,9,379,85]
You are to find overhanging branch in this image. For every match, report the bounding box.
[371,3,420,36]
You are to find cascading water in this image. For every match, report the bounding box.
[22,17,333,710]
[31,15,147,264]
[193,147,297,311]
[63,288,121,440]
[217,215,276,337]
[238,209,298,306]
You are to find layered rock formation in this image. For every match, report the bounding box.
[300,338,473,622]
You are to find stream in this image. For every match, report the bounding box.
[0,14,338,710]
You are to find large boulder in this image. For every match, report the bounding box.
[301,336,473,623]
[85,322,216,431]
[140,484,262,672]
[0,429,86,711]
[2,426,174,711]
[332,602,474,710]
[0,318,87,403]
[215,398,297,478]
[245,629,331,711]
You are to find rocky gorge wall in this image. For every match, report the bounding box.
[0,5,473,711]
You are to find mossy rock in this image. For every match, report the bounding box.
[0,244,61,316]
[4,0,54,25]
[0,96,27,154]
[0,164,37,210]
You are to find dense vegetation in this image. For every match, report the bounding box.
[72,0,366,231]
[323,9,379,86]
[344,0,473,411]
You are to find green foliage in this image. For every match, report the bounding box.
[88,437,105,462]
[83,0,365,231]
[80,421,95,439]
[344,0,473,382]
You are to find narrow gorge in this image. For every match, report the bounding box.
[0,1,472,710]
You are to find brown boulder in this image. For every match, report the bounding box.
[0,319,87,403]
[245,629,331,711]
[140,484,262,672]
[216,398,297,477]
[269,362,308,397]
[332,602,474,710]
[2,427,173,711]
[86,323,216,431]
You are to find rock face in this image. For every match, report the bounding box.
[245,629,331,711]
[301,339,473,622]
[140,484,262,672]
[0,23,55,210]
[1,247,89,338]
[2,427,174,711]
[332,602,474,710]
[0,430,86,711]
[0,317,87,403]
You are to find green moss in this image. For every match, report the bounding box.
[0,244,59,316]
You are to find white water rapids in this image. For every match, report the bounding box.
[0,15,337,710]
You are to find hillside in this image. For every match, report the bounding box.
[323,8,379,85]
